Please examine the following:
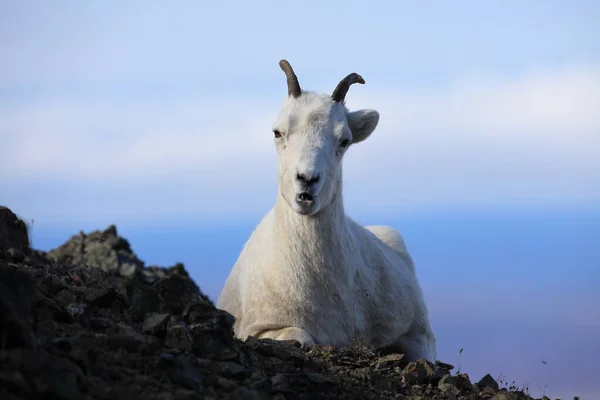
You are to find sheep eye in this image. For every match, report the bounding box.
[340,139,350,148]
[273,130,282,139]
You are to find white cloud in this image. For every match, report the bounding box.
[2,64,599,224]
[343,65,600,208]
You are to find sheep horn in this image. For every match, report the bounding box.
[331,73,365,103]
[279,59,301,98]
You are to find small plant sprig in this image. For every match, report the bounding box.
[457,347,463,374]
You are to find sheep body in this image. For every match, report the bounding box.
[218,196,436,362]
[217,62,436,362]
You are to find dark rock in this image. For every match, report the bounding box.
[438,374,457,386]
[0,206,543,400]
[84,284,120,308]
[438,374,460,396]
[173,388,204,400]
[54,289,78,307]
[6,247,26,262]
[144,265,167,283]
[112,322,148,343]
[128,280,163,321]
[0,263,36,349]
[168,262,190,278]
[35,296,71,323]
[306,372,333,385]
[141,269,161,284]
[105,322,149,353]
[0,348,83,400]
[165,319,194,351]
[456,373,473,391]
[39,273,69,297]
[478,373,500,391]
[376,353,405,370]
[152,274,205,315]
[89,317,114,331]
[247,337,307,365]
[435,360,455,371]
[0,206,30,252]
[66,302,87,317]
[401,359,444,385]
[142,313,171,336]
[52,337,73,352]
[214,346,239,361]
[0,371,30,399]
[172,355,204,392]
[217,361,248,378]
[48,225,144,277]
[183,296,217,324]
[271,373,291,392]
[492,392,519,400]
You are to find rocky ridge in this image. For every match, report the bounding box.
[0,205,567,399]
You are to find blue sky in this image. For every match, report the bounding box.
[1,1,599,398]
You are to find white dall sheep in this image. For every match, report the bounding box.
[217,60,437,362]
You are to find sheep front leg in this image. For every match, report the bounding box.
[258,327,316,348]
[389,331,437,363]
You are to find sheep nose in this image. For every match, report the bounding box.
[296,192,314,205]
[296,173,320,186]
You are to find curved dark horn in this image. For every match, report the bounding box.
[331,73,365,103]
[279,59,301,98]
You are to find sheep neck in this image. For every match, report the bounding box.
[273,190,350,276]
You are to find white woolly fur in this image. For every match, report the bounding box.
[217,60,436,362]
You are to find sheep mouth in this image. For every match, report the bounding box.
[294,192,318,215]
[296,192,314,206]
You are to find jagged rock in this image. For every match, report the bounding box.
[172,355,204,392]
[84,284,120,309]
[142,313,171,336]
[0,264,36,349]
[0,206,556,400]
[216,361,248,378]
[48,225,145,277]
[165,319,195,351]
[183,296,218,324]
[439,380,460,396]
[51,337,73,352]
[478,373,500,391]
[0,206,30,252]
[438,374,457,387]
[435,360,455,371]
[0,348,83,400]
[456,373,473,391]
[401,359,444,385]
[376,353,405,370]
[247,337,307,365]
[271,373,291,392]
[492,392,519,400]
[128,280,162,321]
[112,322,148,343]
[152,274,207,315]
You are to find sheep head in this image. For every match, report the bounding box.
[272,59,380,216]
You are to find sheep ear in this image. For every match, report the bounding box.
[347,109,379,144]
